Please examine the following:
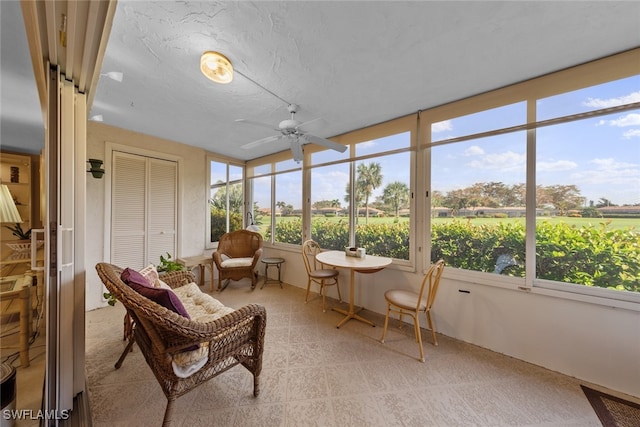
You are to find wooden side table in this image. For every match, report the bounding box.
[176,255,215,291]
[261,258,284,289]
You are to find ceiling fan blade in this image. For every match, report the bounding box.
[241,135,282,150]
[304,134,347,153]
[290,138,304,162]
[235,118,278,131]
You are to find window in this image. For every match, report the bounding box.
[248,175,271,237]
[427,68,639,300]
[536,87,639,295]
[274,169,303,245]
[208,159,243,245]
[246,158,302,246]
[354,152,411,259]
[310,162,350,250]
[309,130,413,260]
[430,131,527,275]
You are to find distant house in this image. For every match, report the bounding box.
[597,206,640,216]
[313,207,342,216]
[356,207,384,217]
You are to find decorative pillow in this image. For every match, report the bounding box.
[120,267,190,320]
[120,268,152,288]
[139,264,170,289]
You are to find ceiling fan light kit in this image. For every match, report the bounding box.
[200,51,233,84]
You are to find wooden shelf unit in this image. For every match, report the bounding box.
[0,152,39,243]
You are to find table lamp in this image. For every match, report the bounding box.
[0,184,22,224]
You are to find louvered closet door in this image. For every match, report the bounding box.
[111,152,177,269]
[147,158,177,266]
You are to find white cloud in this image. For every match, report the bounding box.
[583,91,640,108]
[432,120,452,133]
[604,113,640,127]
[310,169,349,202]
[464,145,484,156]
[570,157,640,190]
[590,158,637,170]
[623,129,640,139]
[466,151,525,171]
[537,160,578,172]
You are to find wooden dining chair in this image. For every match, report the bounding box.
[301,240,342,312]
[380,259,445,362]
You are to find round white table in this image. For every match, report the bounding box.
[315,250,391,328]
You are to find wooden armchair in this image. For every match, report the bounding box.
[95,263,267,427]
[212,230,263,291]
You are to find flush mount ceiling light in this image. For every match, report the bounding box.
[200,51,233,84]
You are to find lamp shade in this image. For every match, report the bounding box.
[0,184,23,223]
[200,51,233,84]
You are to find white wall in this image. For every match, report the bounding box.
[265,246,640,399]
[85,122,207,310]
[84,124,640,398]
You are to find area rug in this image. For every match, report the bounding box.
[581,385,640,427]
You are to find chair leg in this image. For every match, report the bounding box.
[114,335,135,369]
[414,315,425,363]
[321,282,327,312]
[162,397,175,427]
[426,311,438,346]
[305,278,312,303]
[253,374,260,397]
[380,303,391,343]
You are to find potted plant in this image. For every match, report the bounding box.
[3,223,33,252]
[157,252,185,273]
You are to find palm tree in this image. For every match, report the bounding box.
[382,181,409,217]
[357,162,383,224]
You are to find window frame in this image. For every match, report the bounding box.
[419,49,640,306]
[239,49,640,308]
[205,155,245,249]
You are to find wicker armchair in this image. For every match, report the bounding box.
[212,230,263,291]
[95,263,267,427]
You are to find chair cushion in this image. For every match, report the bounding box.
[384,289,426,311]
[310,269,339,279]
[220,257,254,268]
[120,268,191,319]
[170,283,236,378]
[173,283,235,322]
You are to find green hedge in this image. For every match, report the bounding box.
[210,208,242,242]
[432,220,639,293]
[270,218,639,292]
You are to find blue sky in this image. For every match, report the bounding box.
[242,75,639,210]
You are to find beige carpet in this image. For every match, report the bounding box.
[86,279,616,426]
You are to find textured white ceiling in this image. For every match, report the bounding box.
[3,1,640,158]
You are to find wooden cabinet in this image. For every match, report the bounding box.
[0,152,42,244]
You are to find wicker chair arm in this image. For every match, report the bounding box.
[251,248,264,267]
[212,251,224,268]
[162,303,267,352]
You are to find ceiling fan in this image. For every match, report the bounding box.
[236,104,347,162]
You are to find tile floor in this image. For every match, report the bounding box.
[83,278,640,426]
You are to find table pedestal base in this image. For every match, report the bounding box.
[332,306,375,328]
[332,267,379,328]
